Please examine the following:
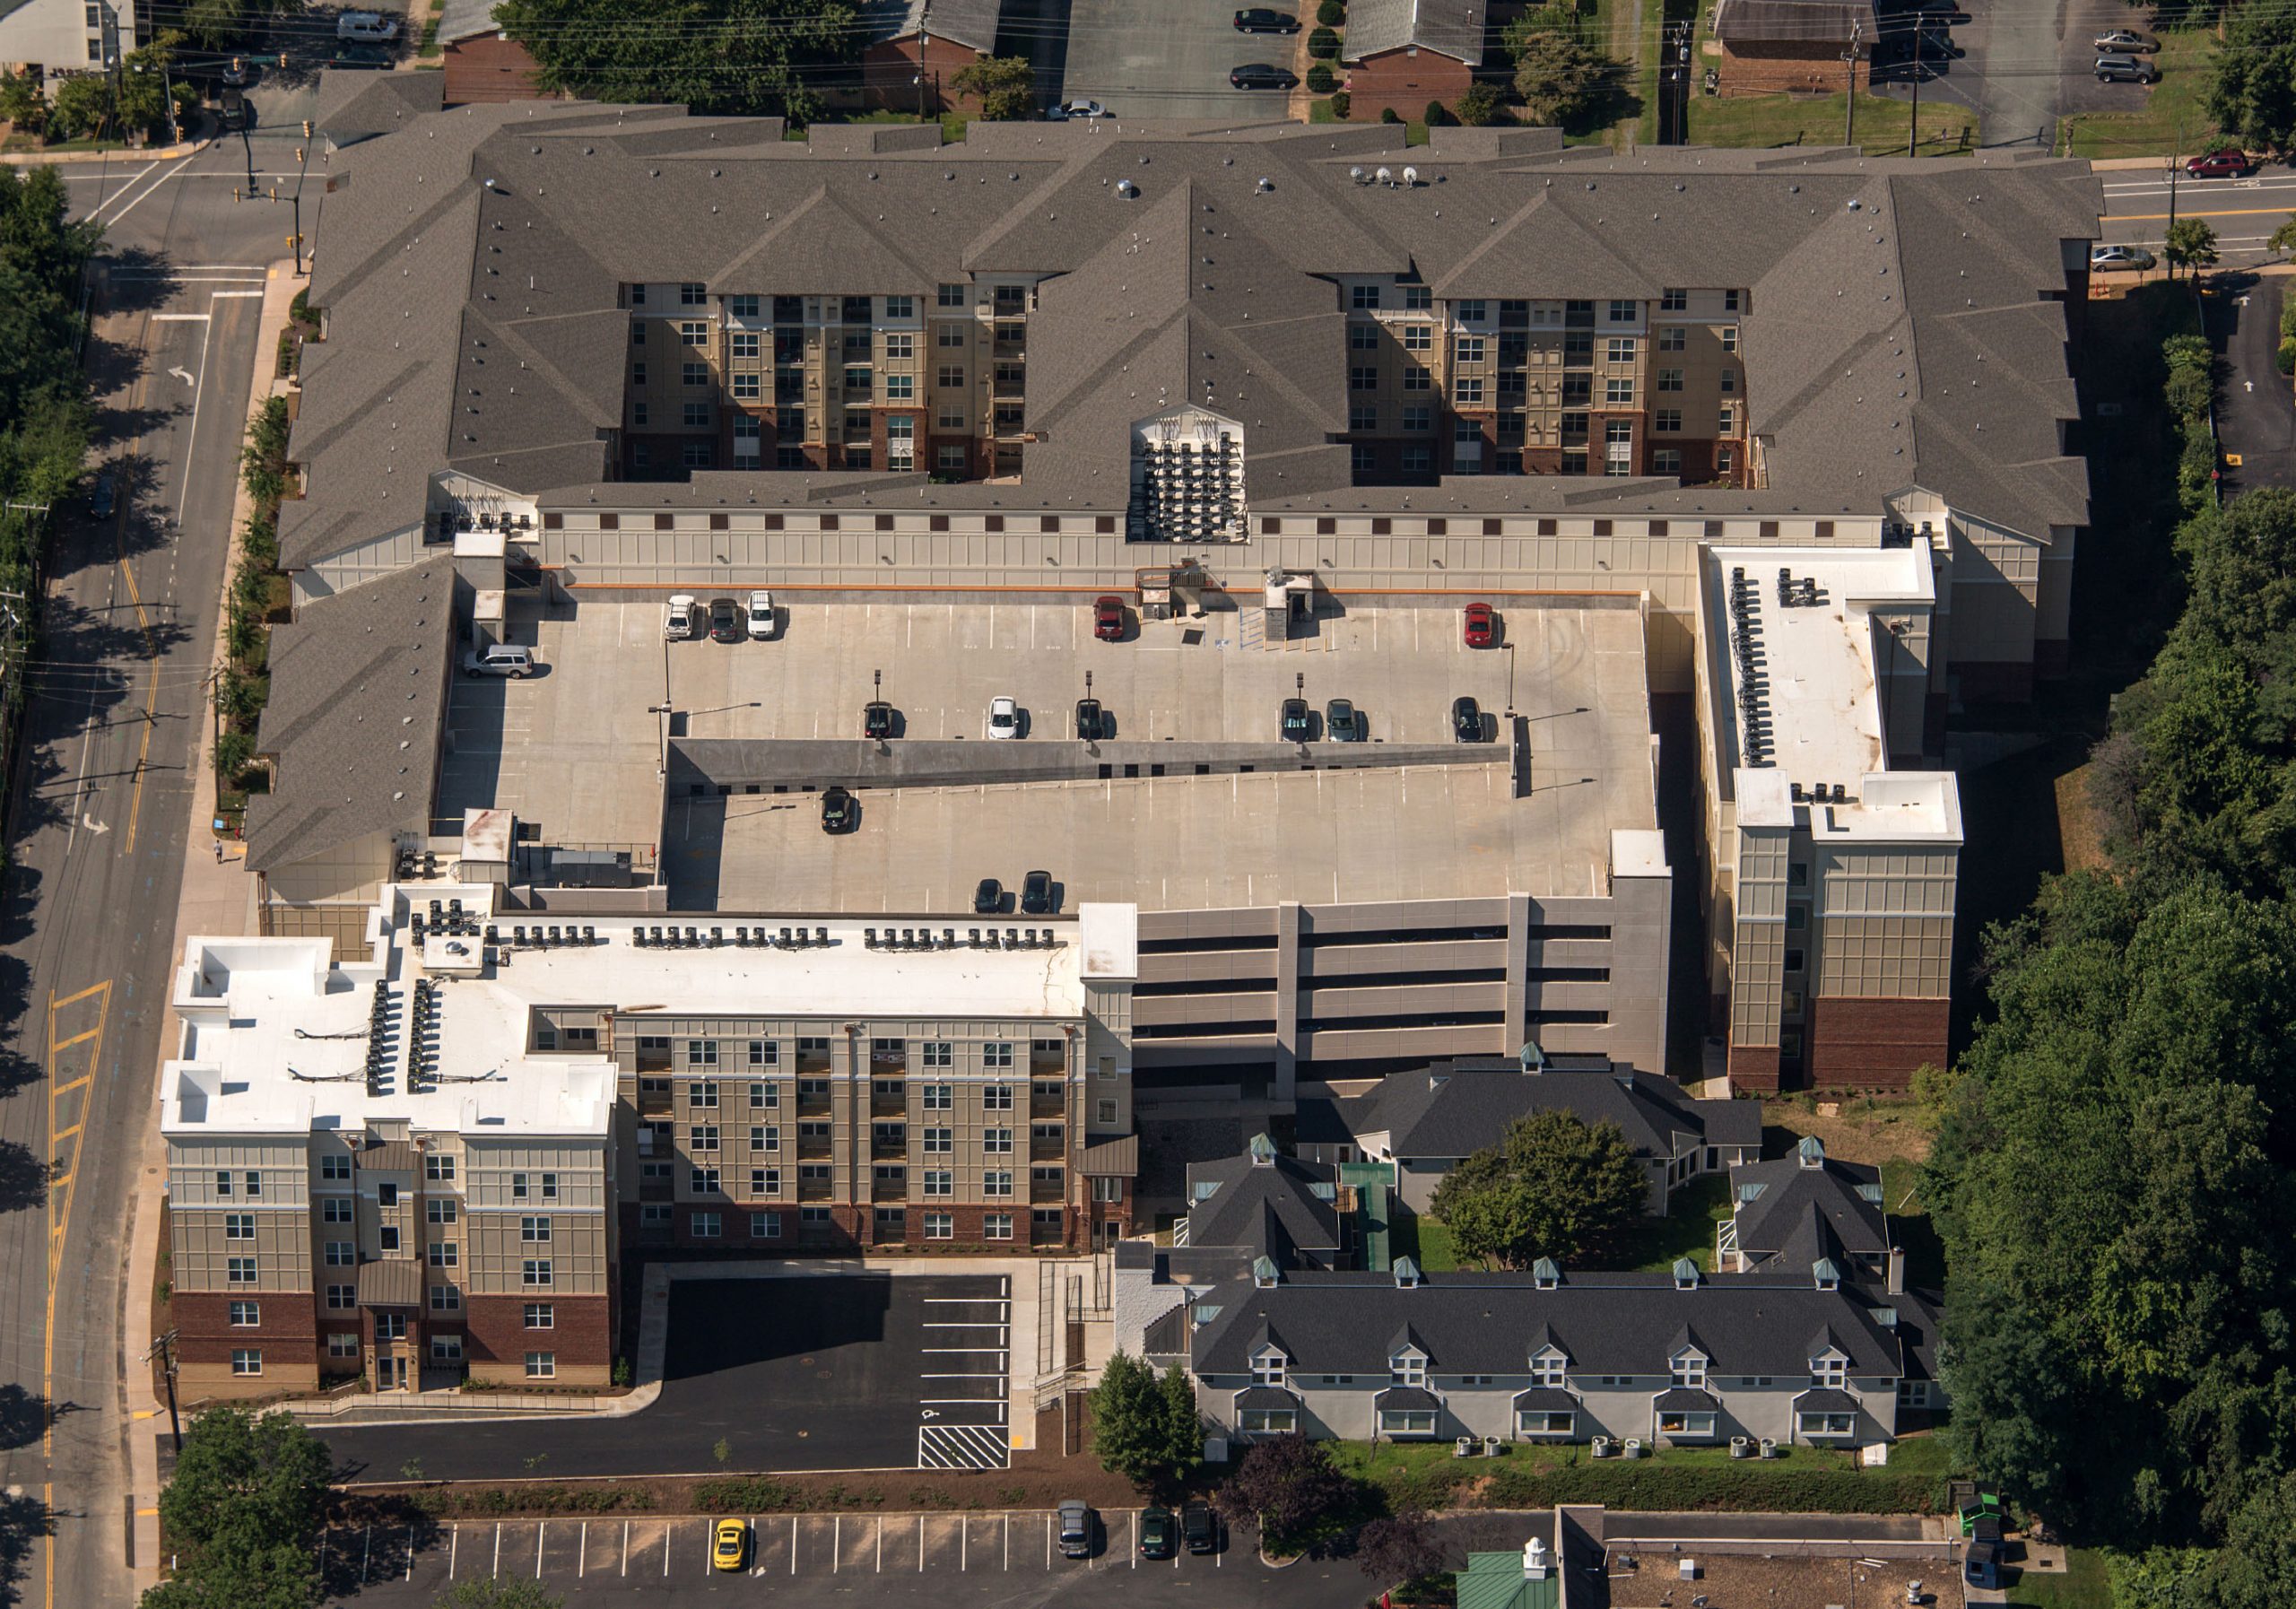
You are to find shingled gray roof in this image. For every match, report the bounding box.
[1713,0,1877,48]
[1728,1146,1889,1266]
[246,556,457,872]
[1344,0,1487,65]
[1191,1267,1905,1378]
[860,0,1004,53]
[1320,1061,1760,1161]
[1185,1144,1345,1265]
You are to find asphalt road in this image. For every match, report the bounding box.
[0,130,299,1609]
[2205,274,2296,494]
[1057,0,1293,122]
[2099,166,2296,265]
[321,1275,1016,1484]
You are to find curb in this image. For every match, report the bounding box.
[0,121,217,167]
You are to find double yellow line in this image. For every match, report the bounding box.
[43,978,110,1609]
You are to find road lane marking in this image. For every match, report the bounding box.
[50,981,109,1009]
[151,313,212,322]
[45,979,110,1462]
[48,1029,99,1049]
[2113,206,2296,221]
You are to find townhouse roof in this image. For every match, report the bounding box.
[290,109,2095,577]
[860,0,1004,52]
[1344,0,1487,65]
[1712,0,1878,48]
[436,0,505,45]
[1189,1267,1906,1378]
[1729,1144,1889,1265]
[1315,1060,1761,1161]
[246,555,457,872]
[1185,1144,1344,1265]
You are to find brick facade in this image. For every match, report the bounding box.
[1726,1042,1781,1093]
[175,1290,321,1397]
[465,1293,613,1384]
[1343,48,1474,124]
[441,33,549,108]
[1714,41,1869,98]
[1805,996,1949,1091]
[863,34,994,117]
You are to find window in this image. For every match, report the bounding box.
[1095,1101,1119,1130]
[228,1257,257,1283]
[750,1212,781,1239]
[1717,446,1735,476]
[983,1170,1013,1198]
[1404,324,1433,351]
[631,401,650,428]
[1252,1351,1287,1387]
[328,1332,361,1359]
[229,1300,259,1326]
[1349,402,1378,432]
[983,1042,1013,1070]
[1378,1410,1439,1438]
[1606,300,1637,323]
[680,320,708,345]
[1352,444,1374,474]
[430,1335,464,1365]
[1457,300,1486,323]
[883,332,915,361]
[427,1199,457,1224]
[1658,1411,1718,1438]
[1531,1352,1568,1387]
[683,402,710,428]
[1719,368,1737,394]
[428,1242,458,1267]
[730,294,760,318]
[511,1172,529,1198]
[1455,378,1483,405]
[1655,409,1682,432]
[430,1285,462,1312]
[691,1125,719,1152]
[1348,323,1378,352]
[1720,326,1739,352]
[984,1213,1013,1240]
[378,1226,402,1252]
[213,1170,232,1198]
[750,1168,780,1195]
[937,324,968,351]
[1606,337,1636,362]
[230,1350,262,1377]
[1390,1352,1427,1387]
[526,1353,556,1379]
[1402,366,1431,392]
[1605,378,1634,405]
[680,283,706,306]
[691,1167,720,1194]
[631,321,647,346]
[924,1170,952,1197]
[326,1284,355,1310]
[1402,405,1431,432]
[1658,326,1685,352]
[640,1204,673,1229]
[523,1258,554,1287]
[938,283,967,307]
[886,373,914,400]
[1723,289,1743,312]
[1349,365,1376,392]
[732,373,760,401]
[322,1199,352,1224]
[323,1239,354,1265]
[1718,404,1737,434]
[1239,1408,1297,1435]
[750,1126,778,1151]
[883,293,914,319]
[629,283,648,307]
[1404,285,1433,309]
[322,1154,352,1181]
[521,1216,552,1243]
[921,1126,952,1154]
[1657,368,1683,392]
[1454,335,1483,363]
[914,1211,949,1240]
[1351,284,1381,310]
[682,361,709,387]
[1673,1353,1708,1388]
[1400,446,1431,474]
[1651,448,1682,474]
[375,1313,407,1342]
[1811,1354,1848,1388]
[1800,1410,1857,1436]
[923,1083,952,1110]
[691,1213,721,1239]
[1659,287,1687,311]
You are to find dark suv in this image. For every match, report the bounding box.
[1021,869,1056,914]
[1280,698,1313,741]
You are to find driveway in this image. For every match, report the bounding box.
[1059,0,1294,121]
[2205,273,2296,494]
[319,1274,1014,1483]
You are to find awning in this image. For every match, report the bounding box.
[356,1259,424,1308]
[1081,1135,1138,1176]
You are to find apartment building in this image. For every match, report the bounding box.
[1692,545,1961,1091]
[0,0,134,84]
[161,887,1143,1399]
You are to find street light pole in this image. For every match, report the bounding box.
[1843,20,1862,150]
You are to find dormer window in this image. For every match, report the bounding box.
[1671,1352,1707,1389]
[1672,1257,1700,1292]
[1531,1351,1568,1388]
[1390,1351,1427,1387]
[1533,1257,1561,1291]
[1252,1348,1287,1387]
[1813,1257,1840,1292]
[1810,1353,1847,1389]
[1252,1256,1281,1290]
[1393,1256,1422,1290]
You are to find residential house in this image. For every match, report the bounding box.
[0,0,133,85]
[439,0,550,108]
[1720,1135,1892,1280]
[860,0,1005,116]
[1710,0,1877,97]
[1341,0,1485,123]
[1179,1134,1350,1265]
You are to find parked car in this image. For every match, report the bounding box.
[2090,243,2156,272]
[664,594,699,639]
[820,787,857,834]
[90,473,115,520]
[1325,698,1364,742]
[2095,53,2158,83]
[1453,695,1485,744]
[336,9,401,40]
[974,877,1003,914]
[1075,697,1104,741]
[1233,7,1300,31]
[2187,149,2255,178]
[988,694,1020,738]
[713,1518,748,1572]
[746,588,777,639]
[327,41,393,68]
[864,700,895,741]
[1093,594,1126,640]
[1280,697,1312,741]
[2093,28,2156,53]
[1138,1507,1176,1560]
[1463,600,1496,648]
[462,644,535,678]
[1230,62,1298,91]
[1057,1500,1093,1559]
[1021,869,1055,914]
[1049,100,1108,120]
[1181,1501,1218,1554]
[218,57,251,88]
[709,596,743,642]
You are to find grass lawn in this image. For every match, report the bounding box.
[1331,1436,1821,1483]
[2006,1548,2113,1609]
[1683,84,1976,155]
[2059,30,2218,161]
[1391,1209,1460,1272]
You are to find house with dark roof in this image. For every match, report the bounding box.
[1341,0,1487,123]
[1712,0,1879,98]
[1299,1056,1760,1213]
[1721,1135,1894,1282]
[438,0,549,108]
[1185,1254,1915,1450]
[1180,1134,1351,1265]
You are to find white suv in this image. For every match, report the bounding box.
[747,589,777,639]
[336,10,401,41]
[664,594,699,639]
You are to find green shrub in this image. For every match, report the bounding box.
[1361,1457,1942,1517]
[1423,100,1450,126]
[215,729,256,784]
[1307,63,1335,92]
[1455,82,1502,125]
[2278,337,2296,376]
[1328,90,1351,119]
[1380,105,1401,123]
[1308,25,1340,57]
[1317,0,1344,24]
[695,1475,801,1513]
[2164,361,2214,423]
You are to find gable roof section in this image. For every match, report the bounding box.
[860,0,1004,52]
[1184,1146,1344,1263]
[1730,1152,1888,1265]
[1344,0,1487,65]
[1713,0,1877,48]
[1343,1062,1750,1161]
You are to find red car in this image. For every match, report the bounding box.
[1093,595,1126,641]
[1463,601,1496,648]
[2186,150,2255,178]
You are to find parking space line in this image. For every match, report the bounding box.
[622,1520,629,1577]
[1130,1510,1137,1569]
[493,1523,501,1580]
[537,1522,546,1579]
[1046,1513,1052,1570]
[961,1517,968,1570]
[449,1526,459,1579]
[578,1521,586,1579]
[790,1515,798,1575]
[877,1515,883,1571]
[833,1515,839,1572]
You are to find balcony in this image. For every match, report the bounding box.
[870,1092,906,1118]
[1030,1179,1066,1205]
[795,1047,831,1074]
[1029,1046,1066,1074]
[870,1136,907,1162]
[796,1089,832,1116]
[871,1174,907,1202]
[796,1178,835,1204]
[1030,1135,1065,1163]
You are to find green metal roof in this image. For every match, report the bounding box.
[1456,1550,1561,1609]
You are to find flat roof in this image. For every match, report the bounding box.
[161,889,1101,1140]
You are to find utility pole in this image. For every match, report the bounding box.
[1908,22,1920,156]
[144,1328,183,1453]
[2166,117,2185,279]
[1843,20,1862,150]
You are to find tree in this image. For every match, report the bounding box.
[0,70,45,135]
[434,1580,566,1609]
[491,0,865,126]
[1355,1509,1446,1587]
[1455,82,1503,126]
[141,1539,323,1609]
[951,56,1032,120]
[118,31,188,141]
[1510,30,1606,127]
[1088,1352,1200,1491]
[2271,213,2296,259]
[1428,1108,1648,1268]
[2205,10,2296,152]
[1306,63,1335,94]
[143,1407,330,1609]
[1422,99,1449,127]
[47,76,109,142]
[2166,217,2221,281]
[2207,1474,2296,1608]
[1316,0,1344,24]
[1308,26,1340,59]
[1213,1435,1354,1553]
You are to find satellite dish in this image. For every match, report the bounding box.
[1402,165,1419,187]
[1375,166,1393,186]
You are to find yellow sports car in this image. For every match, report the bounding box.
[713,1518,749,1571]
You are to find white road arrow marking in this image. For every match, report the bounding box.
[169,365,195,387]
[83,814,109,835]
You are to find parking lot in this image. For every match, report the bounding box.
[323,1274,1016,1483]
[1057,0,1295,121]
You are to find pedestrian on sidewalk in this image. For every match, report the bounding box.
[213,839,224,863]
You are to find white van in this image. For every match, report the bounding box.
[336,11,401,42]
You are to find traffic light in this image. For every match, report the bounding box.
[301,120,313,138]
[293,149,304,165]
[230,57,242,73]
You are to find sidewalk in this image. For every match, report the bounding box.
[0,109,220,167]
[123,257,300,1592]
